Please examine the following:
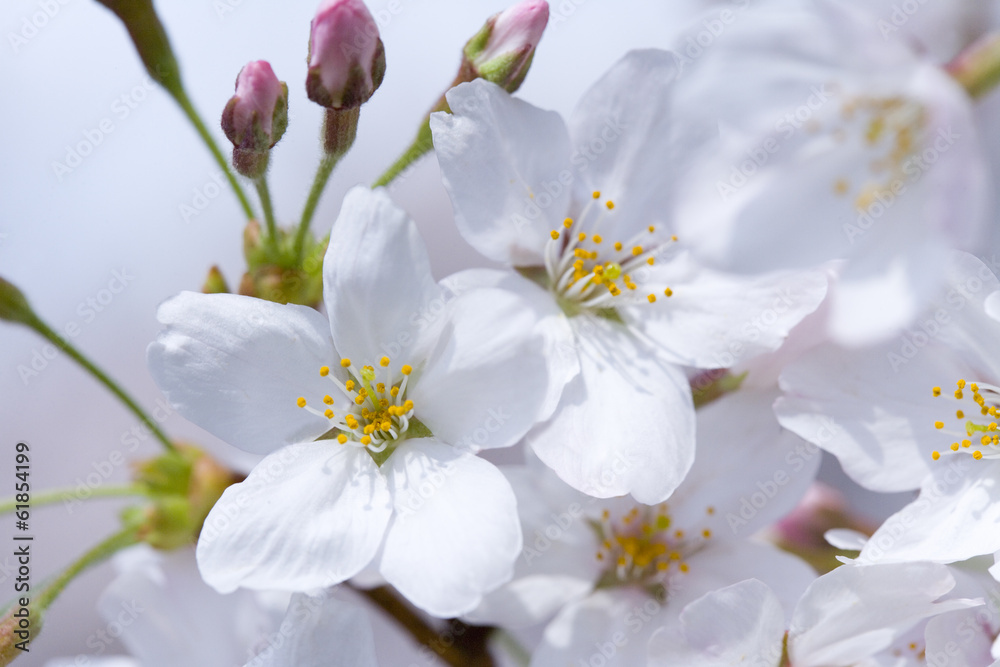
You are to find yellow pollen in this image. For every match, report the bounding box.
[984,435,992,446]
[361,435,371,445]
[950,443,960,451]
[934,421,944,429]
[656,562,668,571]
[606,201,615,210]
[376,383,385,394]
[614,242,623,251]
[550,230,560,240]
[345,380,355,391]
[337,434,348,444]
[576,232,585,243]
[296,397,306,408]
[354,396,365,405]
[932,451,940,460]
[963,439,971,448]
[632,246,643,256]
[647,294,657,303]
[974,450,984,460]
[971,383,980,392]
[340,358,351,367]
[679,563,690,573]
[664,288,673,297]
[404,400,414,411]
[380,356,390,367]
[671,235,678,242]
[646,257,654,265]
[592,191,601,199]
[702,529,712,538]
[390,386,400,397]
[958,379,967,389]
[593,234,603,243]
[323,395,334,405]
[932,386,941,397]
[956,390,964,399]
[319,366,330,377]
[706,506,715,515]
[324,409,334,419]
[401,365,412,375]
[563,218,573,228]
[957,410,965,419]
[674,530,684,539]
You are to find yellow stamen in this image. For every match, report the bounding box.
[401,365,412,375]
[319,366,330,377]
[337,434,348,444]
[550,230,560,240]
[340,358,351,367]
[380,356,390,367]
[296,397,307,408]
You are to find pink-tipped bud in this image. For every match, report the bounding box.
[306,0,386,109]
[465,0,548,92]
[221,61,288,178]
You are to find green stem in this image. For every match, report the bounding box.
[254,175,280,257]
[295,154,337,260]
[373,119,434,188]
[491,628,530,667]
[26,315,176,453]
[0,484,148,515]
[174,89,256,220]
[34,526,141,612]
[947,31,1000,99]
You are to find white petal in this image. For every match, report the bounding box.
[648,579,786,667]
[629,254,828,368]
[379,439,521,617]
[246,593,378,667]
[464,466,599,628]
[569,49,714,242]
[527,315,695,503]
[789,562,979,667]
[432,79,572,266]
[824,528,869,551]
[323,186,444,366]
[531,588,664,667]
[148,291,337,454]
[857,461,1000,565]
[668,388,821,540]
[197,442,391,593]
[97,547,273,667]
[924,609,996,667]
[411,287,557,451]
[441,268,580,422]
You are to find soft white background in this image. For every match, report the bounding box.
[0,0,961,663]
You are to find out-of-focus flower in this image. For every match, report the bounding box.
[431,50,827,503]
[648,563,983,667]
[44,546,379,667]
[670,0,990,346]
[464,0,549,92]
[149,187,564,617]
[222,61,288,178]
[467,389,819,667]
[306,0,385,109]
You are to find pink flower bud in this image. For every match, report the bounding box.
[306,0,386,109]
[473,0,548,67]
[221,61,288,151]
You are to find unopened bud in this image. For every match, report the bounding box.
[0,277,35,327]
[202,266,230,294]
[221,61,288,179]
[464,0,548,93]
[306,0,386,109]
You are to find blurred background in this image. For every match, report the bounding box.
[1,0,994,663]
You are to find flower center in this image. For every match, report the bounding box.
[930,379,1000,462]
[296,356,419,462]
[591,504,714,595]
[544,191,677,312]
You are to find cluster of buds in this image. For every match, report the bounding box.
[221,61,289,179]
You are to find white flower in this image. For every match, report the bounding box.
[148,186,560,617]
[775,253,1000,564]
[466,388,819,666]
[648,562,982,667]
[669,0,989,346]
[431,49,827,503]
[45,545,379,667]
